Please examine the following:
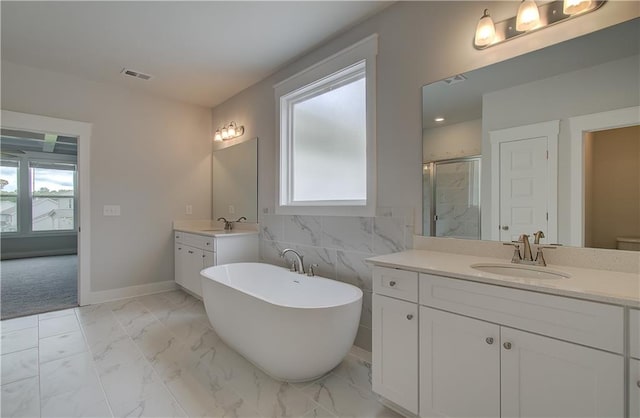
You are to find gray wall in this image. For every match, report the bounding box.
[210,1,638,350]
[1,61,212,292]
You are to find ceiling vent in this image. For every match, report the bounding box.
[442,74,467,86]
[121,68,153,81]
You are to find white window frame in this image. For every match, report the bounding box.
[274,34,377,216]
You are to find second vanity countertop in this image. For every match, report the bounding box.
[367,250,640,308]
[174,226,259,238]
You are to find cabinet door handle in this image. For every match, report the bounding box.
[486,337,494,345]
[389,281,396,287]
[637,380,640,388]
[406,314,414,320]
[188,250,194,254]
[503,342,512,350]
[206,242,210,246]
[178,247,182,250]
[501,225,509,231]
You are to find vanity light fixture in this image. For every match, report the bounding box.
[473,0,606,49]
[516,0,541,32]
[214,121,245,142]
[474,9,496,48]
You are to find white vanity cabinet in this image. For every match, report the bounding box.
[372,267,419,415]
[174,230,258,297]
[371,265,626,418]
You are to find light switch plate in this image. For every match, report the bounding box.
[103,205,121,216]
[186,205,193,215]
[228,205,235,214]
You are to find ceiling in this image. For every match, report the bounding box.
[1,1,392,108]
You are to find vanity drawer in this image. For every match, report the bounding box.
[175,232,215,251]
[419,273,623,354]
[631,309,640,360]
[373,266,418,303]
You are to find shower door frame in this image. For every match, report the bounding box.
[427,155,482,239]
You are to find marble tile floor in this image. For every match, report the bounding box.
[1,289,403,418]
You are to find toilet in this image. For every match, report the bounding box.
[616,237,640,251]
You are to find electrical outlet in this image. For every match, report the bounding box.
[228,205,235,214]
[103,205,121,216]
[186,205,193,215]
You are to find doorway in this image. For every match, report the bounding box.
[0,110,91,318]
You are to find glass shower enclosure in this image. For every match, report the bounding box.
[423,156,481,239]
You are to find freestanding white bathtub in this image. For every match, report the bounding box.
[200,262,363,382]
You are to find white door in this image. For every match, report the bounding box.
[631,359,640,418]
[501,327,624,418]
[372,294,418,414]
[490,120,558,242]
[419,307,500,418]
[498,137,548,241]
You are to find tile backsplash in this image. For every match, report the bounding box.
[259,210,414,351]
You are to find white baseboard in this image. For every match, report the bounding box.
[82,280,177,305]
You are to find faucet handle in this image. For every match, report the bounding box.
[307,263,319,277]
[533,230,545,245]
[534,245,556,266]
[504,242,522,262]
[289,260,298,272]
[235,216,247,223]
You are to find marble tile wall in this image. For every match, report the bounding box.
[259,209,414,351]
[0,290,403,418]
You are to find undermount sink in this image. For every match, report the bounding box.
[470,263,571,280]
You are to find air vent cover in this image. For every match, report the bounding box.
[121,68,153,81]
[442,74,467,85]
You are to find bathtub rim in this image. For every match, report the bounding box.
[200,262,363,310]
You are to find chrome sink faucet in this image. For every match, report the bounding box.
[217,217,232,231]
[281,248,305,274]
[503,231,555,266]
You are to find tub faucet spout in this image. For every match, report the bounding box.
[281,248,305,274]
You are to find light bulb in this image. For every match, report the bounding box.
[214,129,222,142]
[474,9,496,48]
[228,122,236,137]
[221,127,229,139]
[516,0,540,32]
[563,0,592,15]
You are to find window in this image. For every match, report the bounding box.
[0,160,19,233]
[30,162,76,231]
[0,157,77,234]
[275,35,377,216]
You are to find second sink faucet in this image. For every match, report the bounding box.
[504,231,555,266]
[217,217,232,231]
[281,248,305,274]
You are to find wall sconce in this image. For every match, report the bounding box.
[474,0,605,49]
[214,121,245,142]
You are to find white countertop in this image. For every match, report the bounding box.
[174,226,259,238]
[367,250,640,308]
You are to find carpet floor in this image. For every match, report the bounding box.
[1,255,78,320]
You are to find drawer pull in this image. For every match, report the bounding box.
[206,242,210,245]
[406,314,414,320]
[188,250,194,254]
[503,342,512,350]
[637,380,640,389]
[389,281,396,287]
[486,337,494,345]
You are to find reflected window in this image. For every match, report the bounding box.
[0,160,19,233]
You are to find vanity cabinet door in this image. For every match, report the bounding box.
[174,242,188,288]
[182,245,204,297]
[372,294,418,414]
[501,327,623,418]
[631,359,640,418]
[419,307,500,418]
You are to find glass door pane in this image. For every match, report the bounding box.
[434,158,481,239]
